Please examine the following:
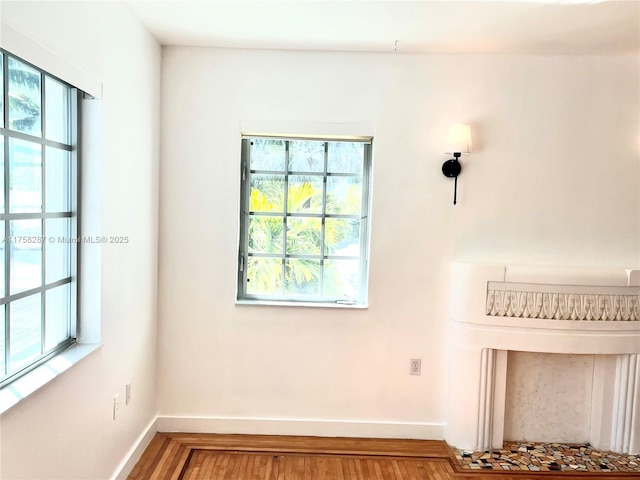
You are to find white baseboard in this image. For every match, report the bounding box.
[110,416,158,480]
[157,415,444,440]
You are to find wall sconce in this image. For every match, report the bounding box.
[442,123,471,205]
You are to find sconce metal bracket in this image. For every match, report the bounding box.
[442,153,462,205]
[442,153,462,178]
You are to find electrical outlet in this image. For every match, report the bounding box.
[113,394,120,420]
[410,358,421,376]
[125,382,131,405]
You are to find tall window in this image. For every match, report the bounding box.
[0,49,78,387]
[238,135,372,305]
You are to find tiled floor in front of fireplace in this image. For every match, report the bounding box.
[454,442,640,473]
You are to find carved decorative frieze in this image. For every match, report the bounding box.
[486,284,640,321]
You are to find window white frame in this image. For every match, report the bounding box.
[237,134,373,306]
[0,48,79,388]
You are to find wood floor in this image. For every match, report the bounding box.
[128,433,640,480]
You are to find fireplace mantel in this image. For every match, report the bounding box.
[445,263,640,455]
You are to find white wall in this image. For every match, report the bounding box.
[0,2,160,479]
[0,8,636,474]
[158,47,639,435]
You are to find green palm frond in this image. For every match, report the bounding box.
[247,178,356,295]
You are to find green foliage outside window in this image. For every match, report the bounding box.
[241,137,369,302]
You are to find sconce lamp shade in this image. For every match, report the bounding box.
[445,123,471,155]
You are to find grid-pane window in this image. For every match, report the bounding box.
[238,136,372,305]
[0,49,77,386]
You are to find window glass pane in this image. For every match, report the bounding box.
[289,140,324,172]
[287,175,323,214]
[248,216,283,254]
[0,306,5,376]
[327,142,364,174]
[0,221,4,297]
[326,176,362,215]
[45,284,69,351]
[45,218,70,283]
[8,57,41,136]
[0,51,77,385]
[10,139,42,213]
[285,258,320,295]
[45,147,70,212]
[247,257,281,295]
[250,139,285,171]
[249,174,284,213]
[0,53,4,128]
[45,76,70,144]
[9,294,41,373]
[325,218,360,256]
[10,219,42,294]
[0,136,4,213]
[286,217,321,255]
[324,259,359,298]
[240,138,370,304]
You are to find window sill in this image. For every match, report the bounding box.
[235,300,368,309]
[0,342,101,415]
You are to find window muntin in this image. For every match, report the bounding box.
[0,49,78,387]
[238,136,372,305]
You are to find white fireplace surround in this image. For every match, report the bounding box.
[445,263,640,455]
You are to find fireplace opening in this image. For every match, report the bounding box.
[504,351,594,444]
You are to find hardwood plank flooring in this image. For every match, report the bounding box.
[128,433,640,480]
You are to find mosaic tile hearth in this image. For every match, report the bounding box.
[454,442,640,473]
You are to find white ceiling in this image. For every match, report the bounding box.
[125,1,640,54]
